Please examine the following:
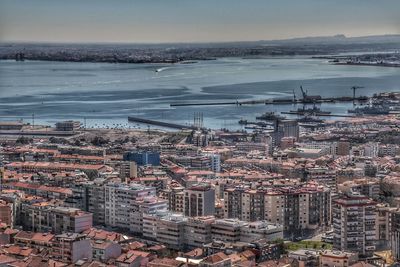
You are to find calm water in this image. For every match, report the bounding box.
[1,57,400,130]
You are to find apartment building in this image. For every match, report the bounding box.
[338,178,380,200]
[0,200,13,226]
[306,167,337,192]
[390,209,400,261]
[64,179,107,226]
[104,183,156,230]
[332,192,377,257]
[224,183,331,237]
[160,186,185,213]
[20,204,92,234]
[55,121,81,131]
[319,250,358,267]
[211,219,244,243]
[185,216,215,249]
[142,212,187,250]
[6,162,109,179]
[51,233,92,263]
[223,187,245,220]
[184,183,215,217]
[130,196,167,233]
[87,180,106,226]
[240,221,283,243]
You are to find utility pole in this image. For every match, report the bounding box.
[32,113,35,129]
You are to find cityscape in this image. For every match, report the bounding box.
[1,0,400,266]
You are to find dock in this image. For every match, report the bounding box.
[281,112,354,118]
[128,116,197,130]
[170,96,368,107]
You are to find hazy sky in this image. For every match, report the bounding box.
[1,0,399,43]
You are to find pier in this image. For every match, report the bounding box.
[128,116,197,130]
[281,112,354,118]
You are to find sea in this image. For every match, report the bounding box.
[1,56,400,130]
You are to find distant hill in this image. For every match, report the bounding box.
[262,34,400,45]
[1,34,399,64]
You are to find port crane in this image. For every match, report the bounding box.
[351,86,364,104]
[299,85,322,103]
[300,86,308,100]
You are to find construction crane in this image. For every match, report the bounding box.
[351,86,364,104]
[292,89,297,102]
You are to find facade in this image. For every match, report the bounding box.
[0,121,23,130]
[391,209,400,261]
[199,252,231,267]
[332,192,377,257]
[211,219,244,243]
[319,250,358,267]
[184,183,215,217]
[375,205,393,249]
[51,233,92,263]
[87,180,106,225]
[240,221,283,243]
[337,140,351,156]
[307,167,337,192]
[224,187,245,220]
[288,249,319,267]
[143,212,187,250]
[185,216,215,249]
[120,161,138,181]
[224,183,331,238]
[206,153,221,173]
[0,200,13,226]
[92,240,122,262]
[20,204,92,234]
[338,179,380,200]
[104,183,156,230]
[271,119,299,147]
[55,121,81,131]
[161,186,185,213]
[130,196,167,233]
[279,120,299,141]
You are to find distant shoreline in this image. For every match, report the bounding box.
[333,62,400,68]
[312,55,400,68]
[1,57,215,64]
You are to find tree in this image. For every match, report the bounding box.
[91,136,109,146]
[16,136,32,145]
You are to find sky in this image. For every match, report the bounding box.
[0,0,399,43]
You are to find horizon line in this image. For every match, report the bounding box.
[1,33,400,46]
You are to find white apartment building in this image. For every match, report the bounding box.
[130,196,167,233]
[104,183,156,230]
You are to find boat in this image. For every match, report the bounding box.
[289,106,331,115]
[296,116,324,123]
[256,112,284,121]
[348,105,390,115]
